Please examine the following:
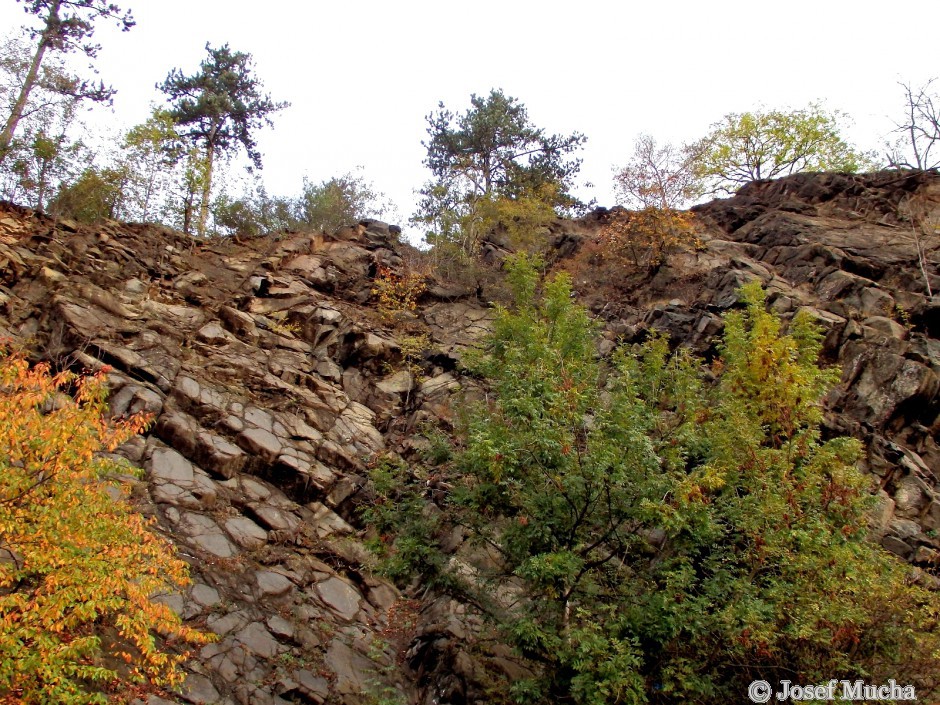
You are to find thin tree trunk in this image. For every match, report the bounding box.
[141,159,156,221]
[183,192,193,234]
[197,141,215,237]
[0,2,58,162]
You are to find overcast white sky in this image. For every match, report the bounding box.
[2,0,939,240]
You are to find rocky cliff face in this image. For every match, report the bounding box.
[0,169,937,705]
[561,171,939,566]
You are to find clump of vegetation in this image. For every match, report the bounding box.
[0,348,212,704]
[372,266,427,322]
[361,455,444,586]
[689,103,876,195]
[365,257,940,704]
[412,89,586,256]
[601,207,700,271]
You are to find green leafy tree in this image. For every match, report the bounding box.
[0,34,89,209]
[690,103,875,194]
[3,100,84,211]
[294,170,392,233]
[158,43,288,236]
[48,164,127,222]
[412,89,586,253]
[119,108,184,222]
[212,170,392,239]
[0,1,134,162]
[0,348,210,704]
[370,259,940,704]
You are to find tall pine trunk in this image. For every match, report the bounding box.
[197,135,216,237]
[0,1,59,162]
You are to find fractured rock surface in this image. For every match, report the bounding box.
[0,171,938,704]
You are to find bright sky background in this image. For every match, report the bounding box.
[2,0,939,241]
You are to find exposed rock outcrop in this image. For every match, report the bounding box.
[0,169,937,704]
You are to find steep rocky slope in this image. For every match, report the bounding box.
[560,171,939,566]
[0,169,937,705]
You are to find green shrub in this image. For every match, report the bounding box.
[366,263,940,704]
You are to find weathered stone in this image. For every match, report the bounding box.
[219,305,259,343]
[201,635,257,683]
[913,545,939,565]
[307,501,354,537]
[6,168,940,705]
[142,299,206,330]
[235,622,281,659]
[245,406,275,432]
[869,491,895,538]
[316,577,361,620]
[207,610,250,636]
[289,669,329,702]
[224,516,269,549]
[365,580,399,611]
[882,535,914,559]
[175,375,202,402]
[197,321,230,345]
[153,591,185,617]
[180,673,220,704]
[278,412,323,442]
[894,476,930,515]
[238,427,282,462]
[190,583,221,608]
[863,315,908,340]
[376,370,414,395]
[149,446,195,485]
[923,500,940,531]
[175,512,237,558]
[239,477,272,502]
[110,383,164,418]
[196,431,246,479]
[316,440,364,474]
[324,639,373,694]
[330,402,384,454]
[315,357,343,382]
[266,614,295,640]
[248,503,301,533]
[888,518,922,541]
[256,570,294,596]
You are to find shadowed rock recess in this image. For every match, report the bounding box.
[0,169,938,704]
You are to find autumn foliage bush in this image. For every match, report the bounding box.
[0,348,209,705]
[371,266,427,322]
[600,206,700,271]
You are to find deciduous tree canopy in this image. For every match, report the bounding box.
[0,0,134,162]
[689,104,874,194]
[887,79,940,170]
[0,349,210,704]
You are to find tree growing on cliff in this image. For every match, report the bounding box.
[159,43,288,236]
[294,170,393,232]
[0,0,134,163]
[607,134,701,270]
[886,78,940,170]
[0,348,210,704]
[689,104,874,194]
[412,89,586,253]
[368,260,940,704]
[614,134,700,210]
